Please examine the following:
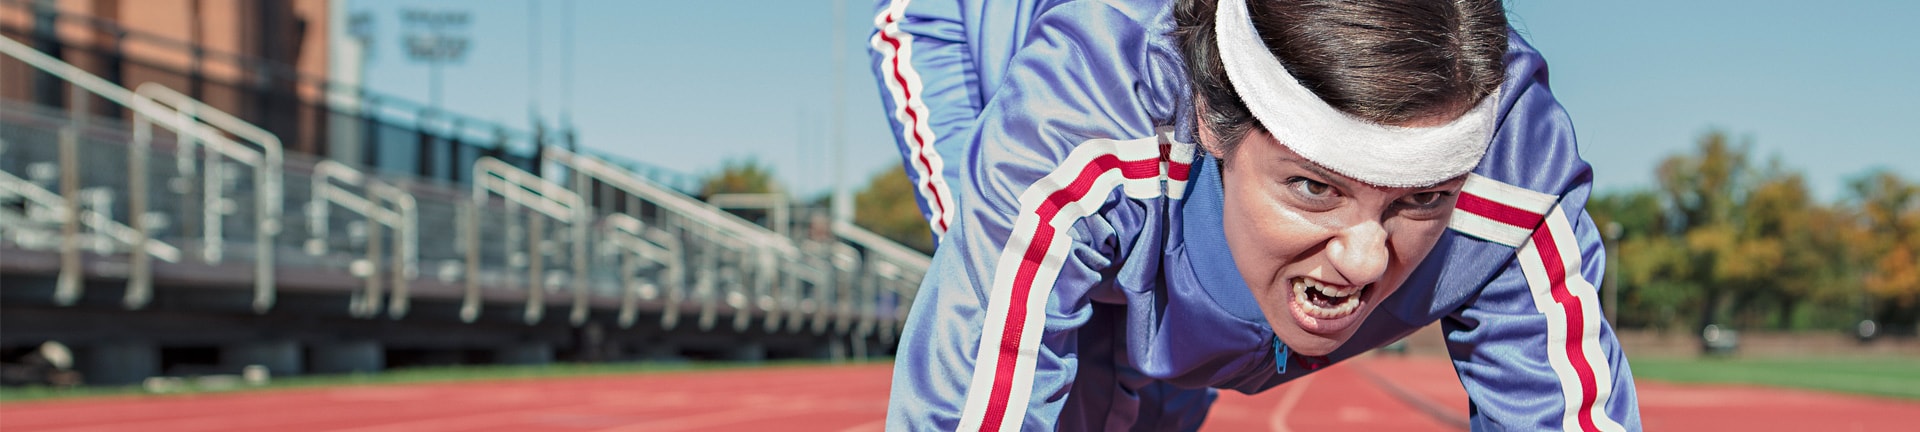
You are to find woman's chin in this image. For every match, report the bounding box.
[1280,335,1339,357]
[1268,319,1349,357]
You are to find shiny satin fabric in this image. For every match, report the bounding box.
[869,1,1641,430]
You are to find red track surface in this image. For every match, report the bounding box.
[3,356,1916,431]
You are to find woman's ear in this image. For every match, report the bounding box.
[1191,95,1232,160]
[1196,128,1225,158]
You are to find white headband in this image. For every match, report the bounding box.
[1215,0,1500,187]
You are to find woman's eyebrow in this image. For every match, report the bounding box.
[1286,156,1353,191]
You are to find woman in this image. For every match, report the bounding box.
[869,0,1641,430]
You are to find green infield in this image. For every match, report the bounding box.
[1629,356,1920,400]
[0,358,866,403]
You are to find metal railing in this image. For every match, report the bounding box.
[131,82,285,313]
[2,36,278,310]
[309,160,415,318]
[467,157,590,325]
[602,213,683,329]
[544,146,799,332]
[0,168,184,263]
[2,35,928,346]
[835,220,928,343]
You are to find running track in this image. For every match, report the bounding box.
[3,356,1916,431]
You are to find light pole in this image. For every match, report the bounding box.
[402,9,470,114]
[830,0,851,224]
[1604,221,1622,325]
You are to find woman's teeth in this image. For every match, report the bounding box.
[1292,278,1365,318]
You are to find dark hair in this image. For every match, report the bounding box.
[1174,0,1509,159]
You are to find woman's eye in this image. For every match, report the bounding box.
[1290,177,1334,198]
[1398,191,1451,209]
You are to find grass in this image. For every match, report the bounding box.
[0,359,866,403]
[1630,356,1920,400]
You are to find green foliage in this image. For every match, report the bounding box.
[699,157,779,198]
[1592,130,1918,333]
[1588,189,1666,239]
[854,167,937,254]
[1850,171,1920,323]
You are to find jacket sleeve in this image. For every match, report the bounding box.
[1441,33,1643,432]
[884,3,1177,431]
[868,0,1073,240]
[868,0,981,240]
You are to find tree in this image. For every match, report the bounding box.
[1737,168,1852,329]
[1639,131,1851,331]
[1851,170,1920,332]
[1588,189,1667,239]
[699,157,778,198]
[1652,131,1772,331]
[1589,189,1694,329]
[698,157,784,231]
[854,167,937,254]
[1588,130,1915,334]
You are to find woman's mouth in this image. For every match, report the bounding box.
[1287,277,1370,334]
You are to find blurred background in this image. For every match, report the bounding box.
[0,0,933,390]
[0,0,1914,416]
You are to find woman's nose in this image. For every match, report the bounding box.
[1326,220,1389,286]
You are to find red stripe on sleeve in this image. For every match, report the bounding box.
[876,11,952,234]
[1531,227,1604,432]
[1458,192,1545,229]
[977,155,1164,431]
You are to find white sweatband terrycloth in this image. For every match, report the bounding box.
[1215,0,1500,188]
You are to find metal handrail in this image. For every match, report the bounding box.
[4,157,188,308]
[706,193,791,239]
[5,27,925,350]
[603,213,684,329]
[2,35,278,310]
[704,192,794,332]
[135,83,286,313]
[833,220,931,270]
[372,182,418,319]
[468,157,590,325]
[542,146,798,257]
[820,241,862,336]
[550,147,800,331]
[830,222,924,341]
[782,251,831,333]
[308,161,415,319]
[0,170,183,263]
[550,146,799,332]
[640,226,689,329]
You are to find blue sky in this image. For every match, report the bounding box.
[350,0,1918,201]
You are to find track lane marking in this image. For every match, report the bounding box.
[1267,374,1317,432]
[837,419,887,432]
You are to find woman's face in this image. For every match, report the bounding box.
[1207,127,1464,357]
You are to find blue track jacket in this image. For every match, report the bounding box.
[868,1,1643,430]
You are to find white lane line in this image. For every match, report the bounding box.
[837,419,887,432]
[1268,374,1318,432]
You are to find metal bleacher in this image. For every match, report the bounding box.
[0,34,926,375]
